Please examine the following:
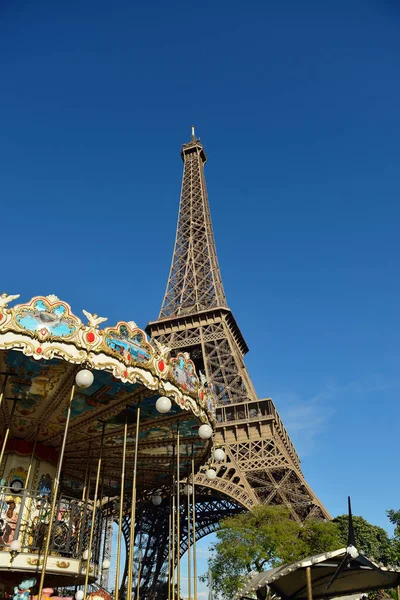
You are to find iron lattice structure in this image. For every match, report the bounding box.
[126,131,330,597]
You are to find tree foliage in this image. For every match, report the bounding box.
[387,509,400,563]
[205,506,400,600]
[204,506,341,600]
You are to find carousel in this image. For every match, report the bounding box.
[0,293,219,600]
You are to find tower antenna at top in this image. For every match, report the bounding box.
[191,125,195,140]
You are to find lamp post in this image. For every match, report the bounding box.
[306,566,313,600]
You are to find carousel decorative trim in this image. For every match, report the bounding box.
[0,293,215,424]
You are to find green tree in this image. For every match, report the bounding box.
[204,505,341,600]
[333,515,396,565]
[386,509,400,564]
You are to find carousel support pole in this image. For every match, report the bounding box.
[0,398,17,476]
[37,383,76,600]
[176,425,181,600]
[127,402,141,599]
[19,431,39,546]
[25,432,39,490]
[82,455,90,501]
[114,408,128,600]
[77,457,92,559]
[136,547,142,600]
[397,585,400,600]
[306,566,313,600]
[187,467,191,600]
[101,514,113,589]
[96,454,106,570]
[171,445,176,600]
[191,450,197,600]
[168,506,172,600]
[83,422,106,599]
[135,531,143,600]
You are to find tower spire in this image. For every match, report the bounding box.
[159,133,227,318]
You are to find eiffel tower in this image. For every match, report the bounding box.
[123,128,330,597]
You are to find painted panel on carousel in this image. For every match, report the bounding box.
[60,371,139,423]
[170,353,199,395]
[4,351,68,435]
[14,296,80,340]
[103,322,152,365]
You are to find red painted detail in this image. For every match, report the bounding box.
[36,347,43,354]
[200,391,204,400]
[4,438,59,465]
[127,353,131,361]
[0,313,3,320]
[123,370,128,377]
[86,332,95,343]
[158,360,165,372]
[183,383,187,390]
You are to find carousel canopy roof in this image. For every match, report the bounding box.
[236,548,400,600]
[0,293,215,495]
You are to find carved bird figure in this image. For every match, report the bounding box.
[82,309,108,328]
[0,293,20,308]
[199,371,208,386]
[153,338,171,357]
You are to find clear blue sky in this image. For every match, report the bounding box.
[1,0,399,595]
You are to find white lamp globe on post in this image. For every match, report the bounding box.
[155,396,172,414]
[206,468,217,481]
[213,448,225,462]
[183,484,193,496]
[152,494,162,506]
[75,369,94,389]
[75,591,84,600]
[102,558,111,570]
[347,545,359,559]
[198,424,212,439]
[10,539,21,553]
[82,549,91,561]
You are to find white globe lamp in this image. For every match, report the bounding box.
[198,424,212,439]
[213,448,225,462]
[152,494,162,506]
[206,468,217,480]
[155,396,172,414]
[347,545,359,559]
[102,558,111,570]
[75,592,84,600]
[10,539,21,552]
[82,549,91,560]
[183,484,193,496]
[75,369,94,389]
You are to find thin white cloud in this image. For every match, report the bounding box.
[275,384,336,456]
[275,375,400,456]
